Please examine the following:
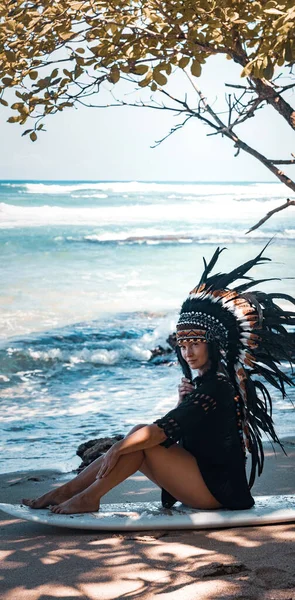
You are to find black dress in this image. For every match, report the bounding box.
[154,371,254,510]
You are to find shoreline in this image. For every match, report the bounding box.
[1,435,295,479]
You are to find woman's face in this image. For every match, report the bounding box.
[178,339,210,372]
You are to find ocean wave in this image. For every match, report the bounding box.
[71,193,108,199]
[26,345,152,364]
[1,200,294,229]
[3,316,176,369]
[5,343,152,367]
[1,180,292,199]
[71,229,295,244]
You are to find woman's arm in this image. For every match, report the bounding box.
[96,425,167,478]
[177,377,195,406]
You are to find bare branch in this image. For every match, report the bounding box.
[270,160,295,165]
[151,115,193,147]
[247,199,295,234]
[278,82,295,93]
[225,83,252,91]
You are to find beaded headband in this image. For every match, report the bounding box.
[176,312,228,349]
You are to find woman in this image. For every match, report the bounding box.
[23,245,294,514]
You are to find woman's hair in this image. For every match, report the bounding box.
[207,341,221,375]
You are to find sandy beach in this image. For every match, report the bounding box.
[1,438,295,600]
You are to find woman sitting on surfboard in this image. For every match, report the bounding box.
[23,245,295,514]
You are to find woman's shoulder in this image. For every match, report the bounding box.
[193,372,235,398]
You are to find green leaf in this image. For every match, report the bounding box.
[191,60,202,77]
[2,77,13,86]
[285,40,293,62]
[178,56,190,69]
[29,71,38,80]
[263,58,274,80]
[153,69,167,86]
[109,66,120,83]
[133,64,149,75]
[5,50,16,62]
[21,129,33,136]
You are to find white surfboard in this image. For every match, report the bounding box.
[0,495,295,531]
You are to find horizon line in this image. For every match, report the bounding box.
[0,178,279,184]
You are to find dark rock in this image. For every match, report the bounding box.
[150,345,167,358]
[76,435,124,471]
[167,332,177,350]
[148,333,177,363]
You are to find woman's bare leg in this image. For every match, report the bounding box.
[143,444,221,509]
[22,453,108,508]
[51,450,145,513]
[50,443,220,514]
[22,424,148,508]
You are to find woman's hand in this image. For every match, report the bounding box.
[178,377,194,404]
[96,444,121,479]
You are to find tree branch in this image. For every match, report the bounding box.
[252,78,295,130]
[247,199,295,234]
[270,160,295,165]
[182,72,295,195]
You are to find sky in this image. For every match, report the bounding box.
[1,55,294,182]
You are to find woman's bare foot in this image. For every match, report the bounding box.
[22,486,73,509]
[50,491,100,514]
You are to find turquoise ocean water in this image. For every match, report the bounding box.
[0,180,294,474]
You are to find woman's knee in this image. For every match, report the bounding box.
[126,424,147,436]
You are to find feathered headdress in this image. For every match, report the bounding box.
[176,243,295,488]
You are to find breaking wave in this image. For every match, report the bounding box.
[1,180,291,199]
[1,199,294,230]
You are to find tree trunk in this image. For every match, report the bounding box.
[254,79,295,130]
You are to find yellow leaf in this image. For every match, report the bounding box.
[7,115,22,123]
[264,8,284,15]
[59,31,75,41]
[138,70,153,87]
